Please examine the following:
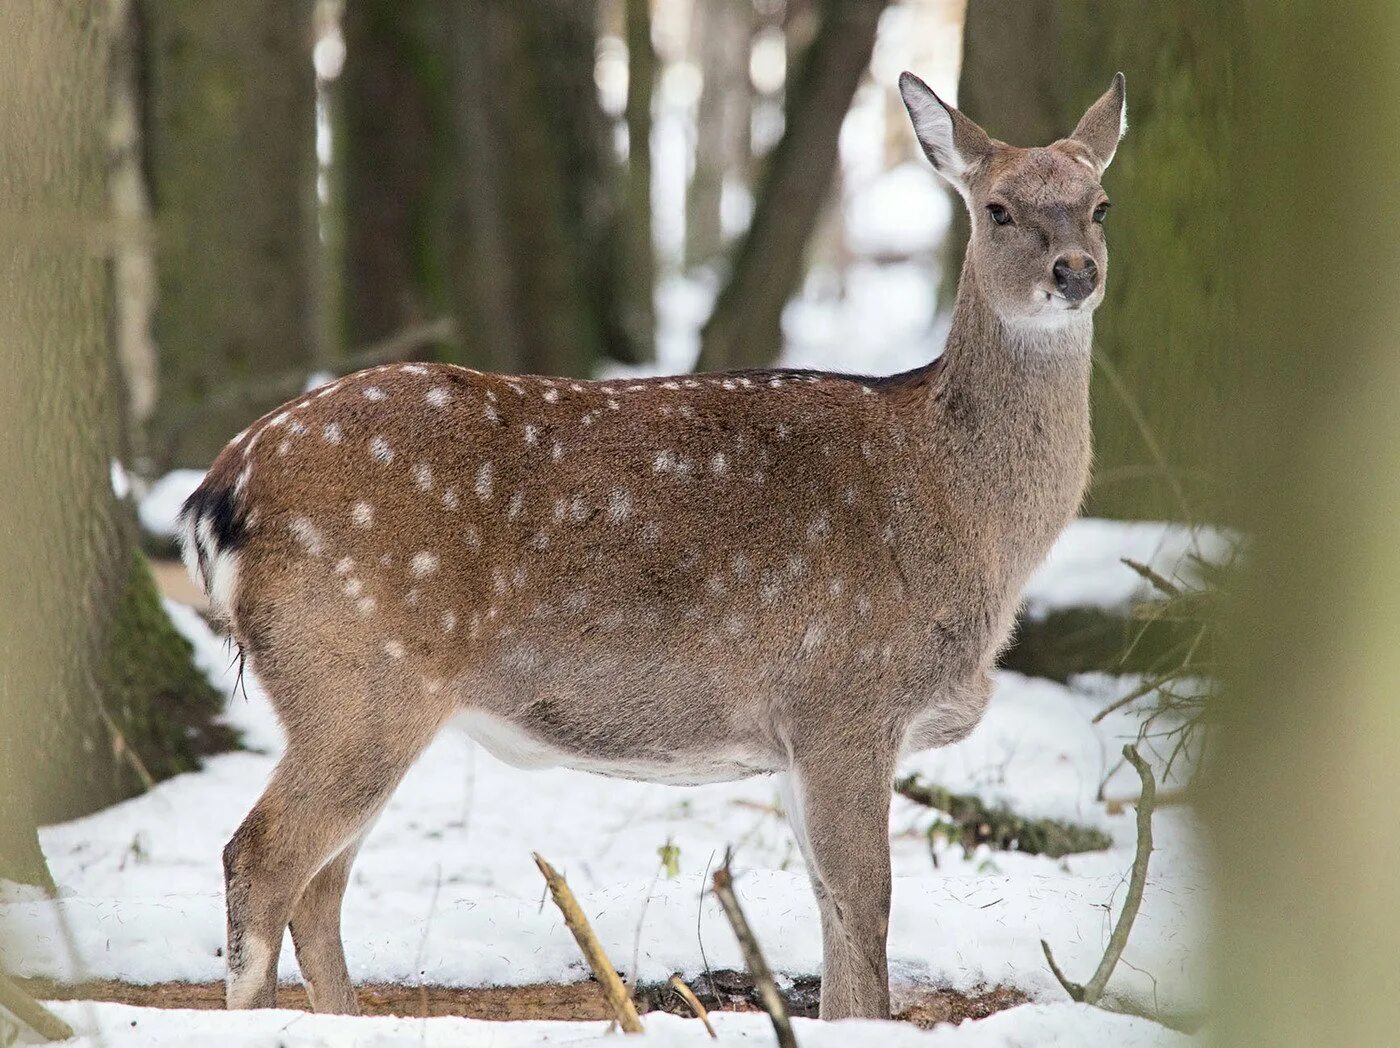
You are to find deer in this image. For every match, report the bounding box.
[177,71,1126,1022]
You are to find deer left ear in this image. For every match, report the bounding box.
[1070,72,1127,174]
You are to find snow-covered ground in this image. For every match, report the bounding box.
[4,538,1207,1046]
[40,1000,1191,1047]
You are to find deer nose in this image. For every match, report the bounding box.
[1052,255,1098,302]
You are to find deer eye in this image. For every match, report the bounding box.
[987,204,1013,227]
[1093,201,1111,223]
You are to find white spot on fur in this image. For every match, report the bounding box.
[508,491,524,519]
[412,463,434,491]
[270,411,290,427]
[654,450,675,473]
[543,388,559,403]
[801,623,825,655]
[607,399,620,411]
[551,441,563,462]
[363,386,387,402]
[426,387,450,407]
[384,640,405,659]
[277,439,290,456]
[370,436,394,463]
[476,462,494,500]
[334,556,354,576]
[441,610,457,633]
[442,488,460,511]
[354,595,374,618]
[289,517,325,556]
[640,521,661,547]
[352,501,374,528]
[485,403,499,423]
[322,422,343,444]
[524,424,540,445]
[411,551,440,577]
[607,489,632,522]
[710,452,727,475]
[343,577,364,598]
[807,513,831,542]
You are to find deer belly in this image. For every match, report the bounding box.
[451,709,776,786]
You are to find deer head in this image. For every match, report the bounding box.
[900,72,1127,331]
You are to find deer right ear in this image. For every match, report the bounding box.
[899,72,993,196]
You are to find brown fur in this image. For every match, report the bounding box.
[180,73,1127,1020]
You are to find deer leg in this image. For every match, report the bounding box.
[223,721,437,1010]
[785,737,896,1020]
[287,834,367,1014]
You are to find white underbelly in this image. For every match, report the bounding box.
[450,710,776,786]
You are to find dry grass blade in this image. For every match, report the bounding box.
[668,975,718,1038]
[711,850,798,1048]
[0,969,75,1041]
[532,852,644,1034]
[1041,744,1157,1006]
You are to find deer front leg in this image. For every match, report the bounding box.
[288,836,366,1014]
[783,734,896,1020]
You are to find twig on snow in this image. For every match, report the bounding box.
[711,849,797,1048]
[0,970,74,1042]
[533,853,644,1033]
[668,975,718,1038]
[1041,744,1157,1006]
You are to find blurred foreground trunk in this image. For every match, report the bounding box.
[697,0,890,371]
[141,0,320,470]
[956,0,1230,520]
[0,0,228,885]
[1210,2,1400,1044]
[339,0,647,374]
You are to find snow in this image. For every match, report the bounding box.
[136,469,206,540]
[39,1000,1195,1047]
[1022,519,1234,618]
[3,593,1205,1034]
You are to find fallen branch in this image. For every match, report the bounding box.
[895,776,1112,857]
[668,975,717,1038]
[1041,744,1157,1005]
[0,969,74,1041]
[533,853,643,1034]
[711,850,797,1048]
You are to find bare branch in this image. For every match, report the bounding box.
[710,850,798,1048]
[0,970,74,1042]
[1042,744,1157,1006]
[668,975,718,1038]
[533,853,644,1034]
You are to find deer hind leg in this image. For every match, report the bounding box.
[783,732,898,1020]
[223,711,442,1010]
[287,833,368,1014]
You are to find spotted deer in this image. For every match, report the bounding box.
[178,72,1126,1021]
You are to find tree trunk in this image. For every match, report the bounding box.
[620,0,657,354]
[697,0,891,372]
[0,0,230,885]
[1210,1,1400,1043]
[954,0,1230,520]
[141,0,320,470]
[686,0,754,269]
[338,0,455,353]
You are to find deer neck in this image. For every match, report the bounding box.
[914,255,1093,582]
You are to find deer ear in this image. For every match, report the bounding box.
[899,72,994,196]
[1070,72,1127,174]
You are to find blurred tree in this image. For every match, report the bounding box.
[0,0,230,884]
[622,0,658,350]
[338,0,454,355]
[140,0,322,471]
[686,0,755,268]
[697,0,891,371]
[955,0,1230,520]
[338,0,650,374]
[1211,1,1400,1043]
